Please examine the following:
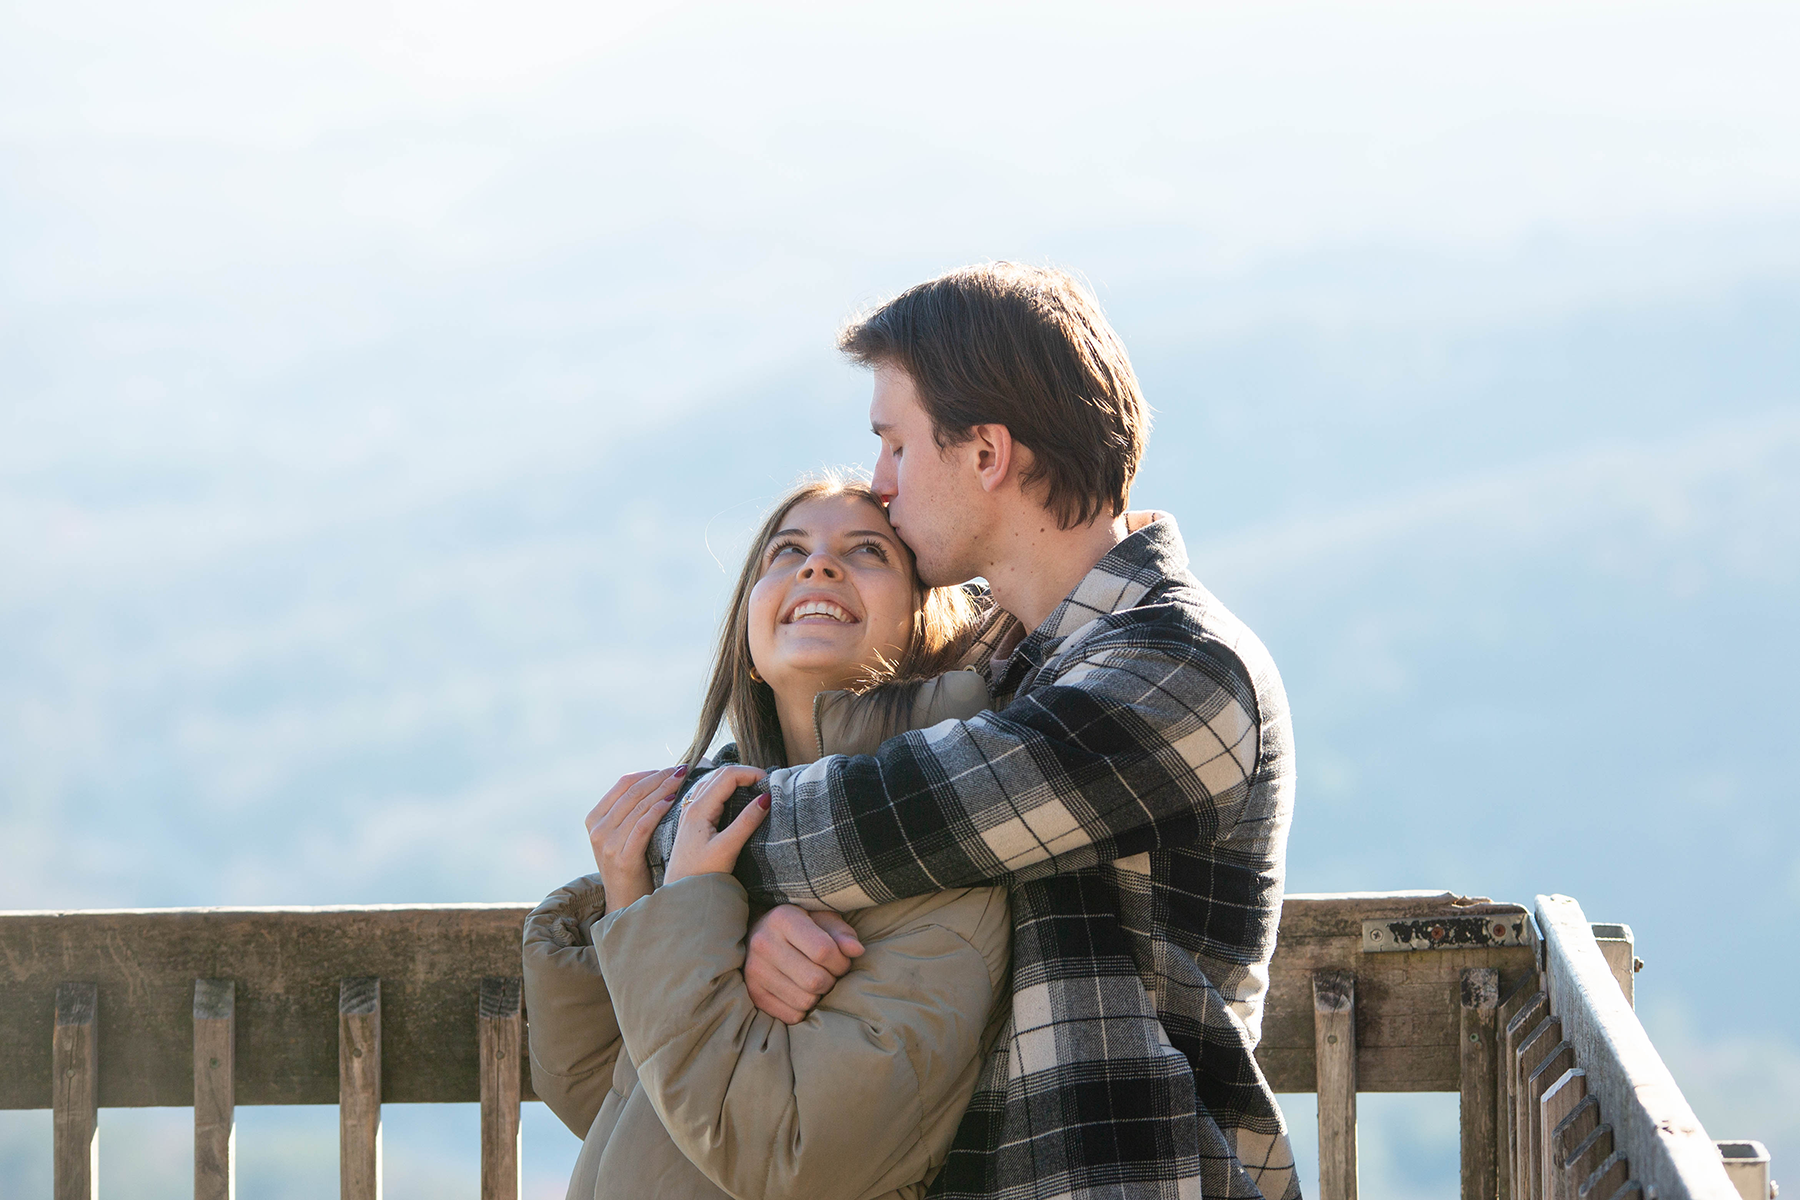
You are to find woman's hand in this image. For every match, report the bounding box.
[586,766,688,912]
[665,764,770,885]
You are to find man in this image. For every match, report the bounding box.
[699,263,1299,1200]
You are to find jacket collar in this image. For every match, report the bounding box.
[985,511,1188,696]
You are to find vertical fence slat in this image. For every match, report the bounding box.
[478,977,522,1200]
[1539,1069,1586,1200]
[194,979,236,1200]
[1514,1015,1561,1200]
[1461,968,1500,1200]
[1578,1150,1630,1198]
[339,977,382,1200]
[1496,980,1540,1200]
[1526,1042,1576,1200]
[1504,992,1550,1200]
[53,982,99,1200]
[1313,970,1358,1200]
[1564,1124,1615,1198]
[1550,1096,1601,1200]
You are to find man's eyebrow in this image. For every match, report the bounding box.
[870,420,892,436]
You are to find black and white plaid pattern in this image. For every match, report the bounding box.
[665,516,1300,1200]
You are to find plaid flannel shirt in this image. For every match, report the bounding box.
[667,514,1300,1200]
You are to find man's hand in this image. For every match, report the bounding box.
[745,905,865,1024]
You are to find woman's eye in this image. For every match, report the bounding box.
[768,541,804,560]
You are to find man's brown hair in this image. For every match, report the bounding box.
[839,262,1149,529]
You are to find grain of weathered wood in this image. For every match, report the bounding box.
[339,977,382,1200]
[193,979,236,1200]
[1539,1069,1586,1200]
[1550,1095,1601,1200]
[1605,1184,1644,1200]
[1495,977,1539,1200]
[1504,993,1550,1200]
[1461,968,1499,1200]
[1527,1044,1576,1200]
[1260,895,1534,1092]
[1313,970,1358,1200]
[0,904,536,1109]
[1565,1125,1614,1198]
[1514,1015,1561,1200]
[1538,895,1738,1200]
[53,982,98,1200]
[1578,1151,1630,1199]
[478,977,522,1200]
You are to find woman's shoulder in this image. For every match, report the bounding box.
[814,669,992,758]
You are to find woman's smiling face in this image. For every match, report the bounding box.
[746,493,918,696]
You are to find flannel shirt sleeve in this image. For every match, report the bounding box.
[735,609,1263,910]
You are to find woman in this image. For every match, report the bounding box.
[523,475,1011,1200]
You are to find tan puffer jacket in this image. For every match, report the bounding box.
[524,672,1009,1200]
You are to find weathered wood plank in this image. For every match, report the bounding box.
[1540,1069,1586,1200]
[1589,924,1635,1009]
[53,982,99,1200]
[1495,976,1540,1200]
[1538,895,1738,1200]
[1514,1016,1561,1200]
[478,977,522,1200]
[193,979,236,1200]
[1527,1044,1577,1200]
[1579,1151,1630,1199]
[0,905,536,1107]
[1260,894,1534,1092]
[1314,970,1358,1200]
[1565,1125,1615,1198]
[1550,1096,1602,1200]
[339,978,382,1200]
[1461,968,1499,1200]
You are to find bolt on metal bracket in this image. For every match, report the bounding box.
[1362,914,1530,952]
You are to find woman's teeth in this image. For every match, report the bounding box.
[789,599,853,623]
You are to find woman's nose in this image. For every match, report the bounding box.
[797,553,842,579]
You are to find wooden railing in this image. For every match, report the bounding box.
[0,892,1771,1200]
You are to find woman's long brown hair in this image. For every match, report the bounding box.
[682,473,984,770]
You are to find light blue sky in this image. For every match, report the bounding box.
[4,2,1798,1196]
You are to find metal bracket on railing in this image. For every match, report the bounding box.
[1361,914,1530,952]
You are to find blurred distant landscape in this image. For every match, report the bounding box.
[3,2,1797,1196]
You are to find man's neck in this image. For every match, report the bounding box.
[983,511,1131,633]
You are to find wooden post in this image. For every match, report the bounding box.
[1564,1125,1614,1197]
[53,982,99,1200]
[1514,1015,1561,1200]
[339,977,382,1200]
[1461,968,1499,1200]
[1504,992,1550,1200]
[1496,981,1541,1200]
[1539,1069,1586,1200]
[1313,970,1358,1200]
[478,977,522,1200]
[1526,1042,1576,1200]
[1588,925,1635,1009]
[194,979,236,1200]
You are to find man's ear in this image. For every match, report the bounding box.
[968,423,1020,494]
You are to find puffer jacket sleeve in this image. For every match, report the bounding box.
[521,873,623,1137]
[596,873,1010,1200]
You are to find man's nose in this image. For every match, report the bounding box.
[872,459,897,506]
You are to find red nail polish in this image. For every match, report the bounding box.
[757,792,771,810]
[673,764,690,777]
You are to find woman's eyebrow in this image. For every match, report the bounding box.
[844,529,897,543]
[769,528,808,539]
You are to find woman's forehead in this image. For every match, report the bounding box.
[773,492,892,537]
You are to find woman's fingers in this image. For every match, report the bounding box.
[678,765,767,830]
[666,766,769,883]
[707,787,769,859]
